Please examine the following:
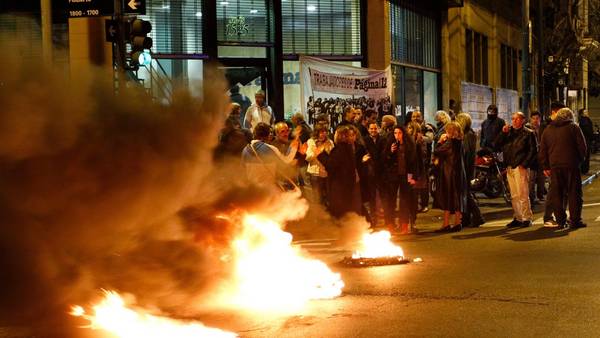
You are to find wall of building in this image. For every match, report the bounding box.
[443,0,524,129]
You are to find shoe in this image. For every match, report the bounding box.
[570,221,587,229]
[543,219,559,228]
[418,207,429,213]
[506,219,522,227]
[450,224,462,232]
[435,226,451,233]
[537,196,545,201]
[521,220,532,227]
[471,218,485,227]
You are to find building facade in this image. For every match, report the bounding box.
[1,0,593,127]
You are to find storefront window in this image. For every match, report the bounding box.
[282,0,361,56]
[423,71,438,123]
[389,1,440,123]
[405,68,422,114]
[392,65,404,117]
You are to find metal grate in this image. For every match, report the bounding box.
[141,0,204,55]
[216,0,271,44]
[389,0,440,69]
[282,0,362,56]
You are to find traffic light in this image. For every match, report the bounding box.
[126,18,152,67]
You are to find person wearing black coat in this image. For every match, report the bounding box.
[364,122,386,226]
[539,108,587,229]
[480,104,506,151]
[316,125,363,218]
[495,112,538,227]
[432,122,467,232]
[456,113,484,228]
[406,122,428,231]
[382,125,417,234]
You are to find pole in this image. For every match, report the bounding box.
[40,0,52,66]
[522,0,531,117]
[537,0,545,115]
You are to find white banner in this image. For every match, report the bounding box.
[300,56,392,125]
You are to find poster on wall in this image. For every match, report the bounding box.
[300,56,393,126]
[495,88,519,122]
[461,82,493,131]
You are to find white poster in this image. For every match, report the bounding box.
[496,88,519,122]
[461,82,494,131]
[300,56,392,126]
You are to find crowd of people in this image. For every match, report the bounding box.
[217,89,591,233]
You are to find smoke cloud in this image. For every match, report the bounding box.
[0,40,313,336]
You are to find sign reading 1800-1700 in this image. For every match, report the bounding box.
[68,0,114,18]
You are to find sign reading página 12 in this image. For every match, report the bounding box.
[68,0,114,18]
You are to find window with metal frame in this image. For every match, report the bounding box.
[281,0,361,56]
[216,0,271,44]
[500,43,519,90]
[141,0,204,55]
[389,0,440,69]
[465,28,489,85]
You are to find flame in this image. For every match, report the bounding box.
[71,290,237,338]
[221,214,344,311]
[352,230,404,259]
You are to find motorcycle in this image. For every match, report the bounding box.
[470,148,511,205]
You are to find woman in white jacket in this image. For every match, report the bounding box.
[305,125,334,206]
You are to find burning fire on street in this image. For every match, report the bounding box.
[214,214,344,312]
[342,230,410,267]
[71,290,237,338]
[69,213,345,337]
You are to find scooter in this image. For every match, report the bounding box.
[470,148,511,205]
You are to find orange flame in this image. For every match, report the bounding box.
[218,214,344,311]
[352,230,404,259]
[71,290,237,338]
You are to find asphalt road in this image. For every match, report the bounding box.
[4,160,600,338]
[204,159,600,337]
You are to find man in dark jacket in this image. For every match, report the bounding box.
[539,108,587,229]
[495,112,538,227]
[480,104,506,151]
[541,102,565,227]
[229,85,251,127]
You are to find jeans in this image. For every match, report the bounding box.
[507,166,533,222]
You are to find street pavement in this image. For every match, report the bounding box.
[209,155,600,337]
[3,159,600,338]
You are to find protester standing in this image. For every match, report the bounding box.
[411,110,434,212]
[382,125,417,234]
[317,125,363,218]
[495,112,538,227]
[539,108,587,229]
[542,102,566,227]
[305,125,334,207]
[456,113,485,227]
[432,122,467,232]
[480,104,505,151]
[244,90,274,130]
[527,111,546,204]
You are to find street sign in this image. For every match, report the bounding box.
[123,0,146,15]
[68,0,114,18]
[105,19,120,43]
